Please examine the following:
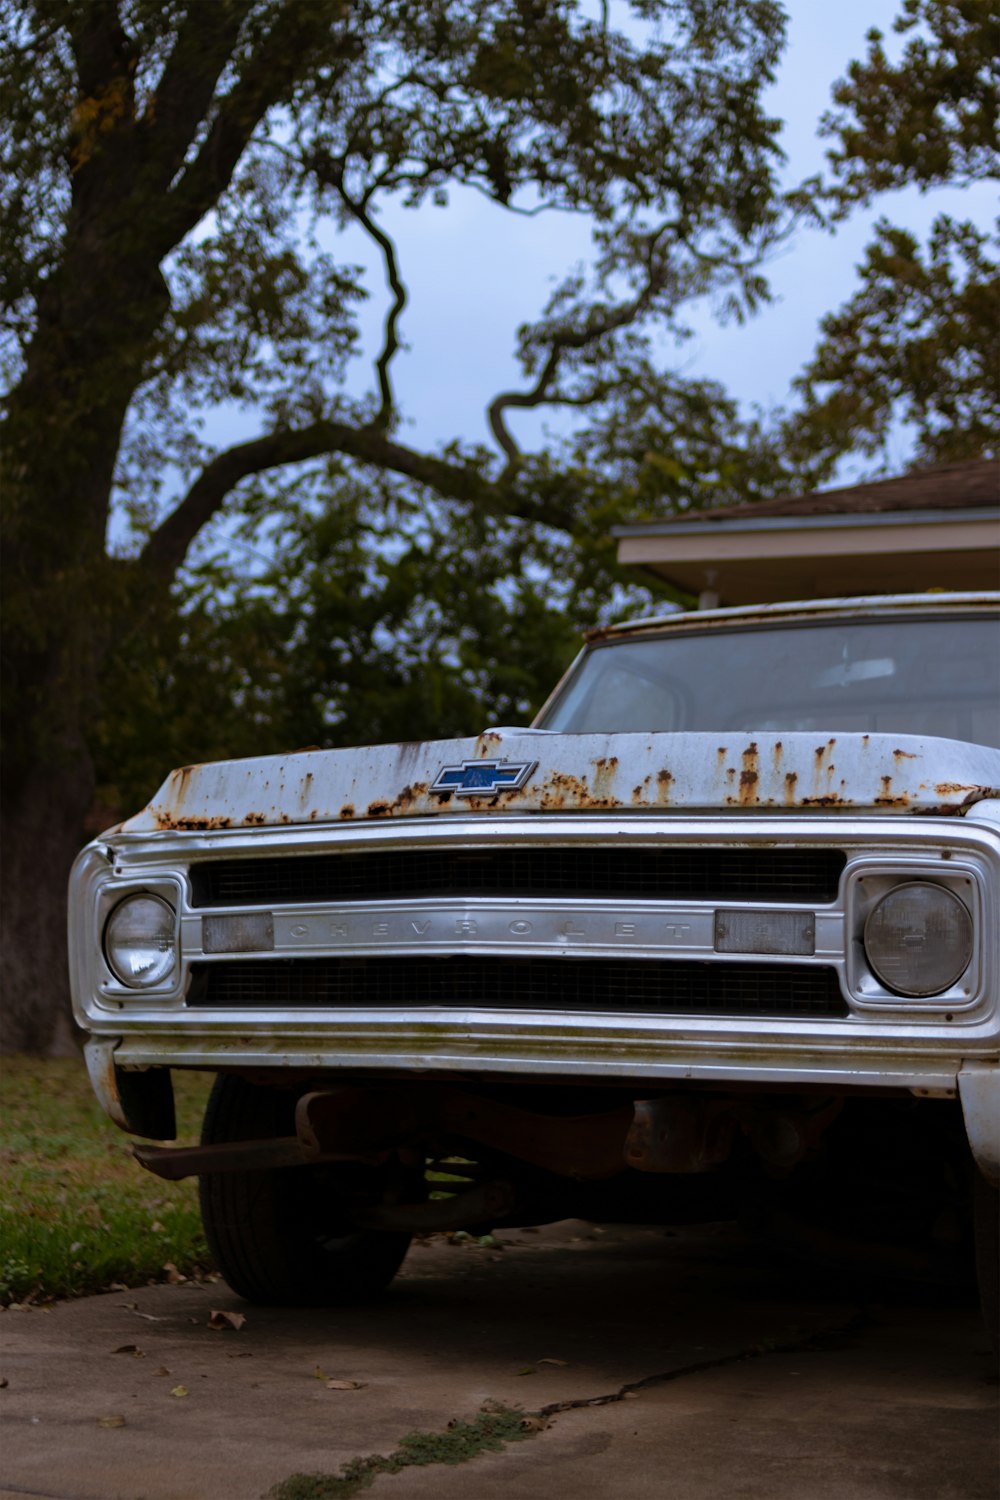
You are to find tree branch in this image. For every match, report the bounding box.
[151,0,353,259]
[487,229,674,471]
[488,349,563,467]
[461,178,584,217]
[140,1,253,195]
[139,420,577,585]
[334,185,408,428]
[66,0,132,99]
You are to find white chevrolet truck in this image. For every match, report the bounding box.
[69,591,999,1335]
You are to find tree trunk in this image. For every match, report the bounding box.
[1,746,96,1055]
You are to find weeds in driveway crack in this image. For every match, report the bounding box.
[265,1402,540,1500]
[265,1314,866,1498]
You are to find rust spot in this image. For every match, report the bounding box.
[726,766,736,783]
[339,805,355,819]
[243,812,266,826]
[632,785,645,804]
[772,741,783,768]
[784,771,798,806]
[477,731,503,752]
[738,769,759,806]
[862,734,870,745]
[387,780,431,814]
[655,768,674,805]
[366,802,391,817]
[875,795,911,807]
[155,813,233,831]
[880,775,892,796]
[739,744,759,800]
[537,766,621,810]
[893,748,918,761]
[592,757,620,801]
[798,794,844,807]
[935,783,982,797]
[716,747,727,761]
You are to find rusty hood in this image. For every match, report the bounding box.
[120,729,1000,833]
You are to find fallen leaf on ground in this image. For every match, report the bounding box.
[150,1221,165,1233]
[623,1391,640,1400]
[155,1367,171,1377]
[326,1379,366,1390]
[520,1415,550,1432]
[313,1365,327,1381]
[537,1358,568,1367]
[208,1309,246,1332]
[96,1415,126,1428]
[170,1385,188,1399]
[107,1282,130,1292]
[516,1366,536,1376]
[111,1344,144,1358]
[162,1262,185,1284]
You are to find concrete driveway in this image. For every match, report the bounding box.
[1,1221,996,1500]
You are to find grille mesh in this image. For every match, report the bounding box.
[187,957,847,1018]
[190,846,846,908]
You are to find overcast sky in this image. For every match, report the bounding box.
[323,1,993,480]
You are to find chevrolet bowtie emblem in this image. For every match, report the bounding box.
[431,758,537,796]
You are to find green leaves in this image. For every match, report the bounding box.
[822,0,999,207]
[788,214,999,467]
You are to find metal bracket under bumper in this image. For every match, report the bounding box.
[958,1061,1000,1186]
[84,1038,176,1140]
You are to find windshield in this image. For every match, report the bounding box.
[539,614,1000,749]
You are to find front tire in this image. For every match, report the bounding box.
[199,1075,416,1305]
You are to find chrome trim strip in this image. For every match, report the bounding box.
[177,899,841,964]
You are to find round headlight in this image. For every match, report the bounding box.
[104,894,177,989]
[863,881,973,998]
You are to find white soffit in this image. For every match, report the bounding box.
[614,509,1000,605]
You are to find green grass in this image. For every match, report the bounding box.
[0,1057,214,1304]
